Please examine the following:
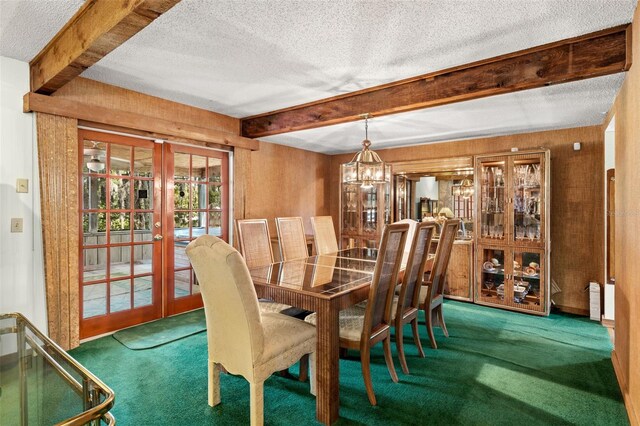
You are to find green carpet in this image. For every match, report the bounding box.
[70,301,628,425]
[112,309,206,350]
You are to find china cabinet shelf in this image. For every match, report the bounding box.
[475,149,550,316]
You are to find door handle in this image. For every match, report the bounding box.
[153,234,164,241]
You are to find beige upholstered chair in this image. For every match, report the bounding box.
[390,222,436,374]
[311,216,339,255]
[235,219,291,315]
[186,235,316,426]
[306,222,409,405]
[275,217,309,260]
[419,219,460,349]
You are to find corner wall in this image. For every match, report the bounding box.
[607,3,640,424]
[0,56,46,330]
[330,125,605,315]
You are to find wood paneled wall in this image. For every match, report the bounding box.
[235,141,332,237]
[54,77,238,133]
[330,126,605,315]
[607,3,639,424]
[36,113,80,350]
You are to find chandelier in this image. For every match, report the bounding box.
[452,175,474,199]
[341,114,387,188]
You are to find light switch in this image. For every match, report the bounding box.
[16,179,29,193]
[11,218,23,233]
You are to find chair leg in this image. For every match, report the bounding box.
[438,305,449,337]
[425,308,438,349]
[360,346,377,406]
[411,318,425,358]
[208,361,221,407]
[309,352,316,396]
[298,354,309,382]
[250,381,264,426]
[395,323,409,375]
[383,336,399,383]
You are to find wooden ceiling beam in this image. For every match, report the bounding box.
[30,0,181,94]
[241,24,632,139]
[24,92,259,151]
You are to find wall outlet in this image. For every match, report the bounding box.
[16,178,29,193]
[11,218,23,233]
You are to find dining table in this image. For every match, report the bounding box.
[249,247,379,425]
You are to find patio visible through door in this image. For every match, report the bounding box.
[165,143,229,315]
[79,130,229,338]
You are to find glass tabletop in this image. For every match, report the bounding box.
[250,259,374,295]
[333,247,378,261]
[303,254,377,273]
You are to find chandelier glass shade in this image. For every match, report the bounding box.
[452,176,474,199]
[341,115,387,188]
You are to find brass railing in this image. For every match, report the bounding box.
[0,313,115,425]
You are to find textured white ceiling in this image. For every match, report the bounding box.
[0,0,636,154]
[0,0,85,62]
[80,0,636,117]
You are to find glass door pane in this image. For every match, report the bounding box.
[361,186,378,235]
[512,249,544,312]
[341,183,359,235]
[512,155,543,246]
[165,143,229,316]
[477,246,507,307]
[79,130,162,339]
[478,158,507,244]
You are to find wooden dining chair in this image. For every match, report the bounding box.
[275,217,308,261]
[419,219,460,349]
[310,216,339,255]
[235,218,275,269]
[186,235,316,426]
[390,222,436,374]
[393,218,418,266]
[305,222,409,405]
[235,219,292,315]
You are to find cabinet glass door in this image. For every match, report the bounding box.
[361,186,378,235]
[511,154,544,247]
[342,183,359,234]
[478,158,508,244]
[512,249,544,313]
[477,246,508,306]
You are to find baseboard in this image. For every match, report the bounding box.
[601,318,615,328]
[611,350,639,426]
[555,304,589,316]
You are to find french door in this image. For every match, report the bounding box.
[164,143,229,315]
[79,130,229,338]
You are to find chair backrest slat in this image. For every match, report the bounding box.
[236,219,274,268]
[311,216,339,255]
[398,222,436,312]
[363,223,408,335]
[393,218,418,266]
[429,219,460,300]
[276,217,308,261]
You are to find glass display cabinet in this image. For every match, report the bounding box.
[340,165,391,249]
[475,150,550,315]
